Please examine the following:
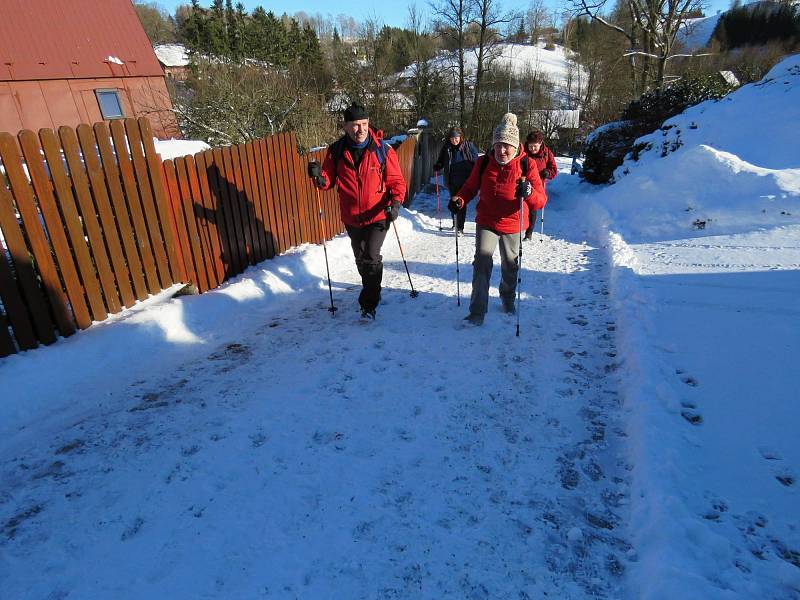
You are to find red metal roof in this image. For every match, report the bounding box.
[0,0,164,81]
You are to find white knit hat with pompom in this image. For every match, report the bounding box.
[492,113,520,149]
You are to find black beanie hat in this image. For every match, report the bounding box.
[448,127,463,138]
[343,103,369,122]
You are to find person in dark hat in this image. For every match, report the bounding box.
[432,126,479,235]
[306,103,407,319]
[522,130,557,241]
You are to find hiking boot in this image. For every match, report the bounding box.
[457,229,464,237]
[463,313,484,326]
[360,308,376,319]
[523,233,532,242]
[501,299,516,315]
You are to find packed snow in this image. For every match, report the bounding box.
[153,138,211,160]
[1,55,798,599]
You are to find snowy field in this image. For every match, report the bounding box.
[1,57,799,599]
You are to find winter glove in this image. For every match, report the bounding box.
[307,161,325,187]
[516,180,533,198]
[384,199,400,223]
[433,162,443,172]
[448,197,464,214]
[539,169,550,181]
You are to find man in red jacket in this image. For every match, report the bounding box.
[523,130,557,241]
[449,113,546,326]
[307,103,407,319]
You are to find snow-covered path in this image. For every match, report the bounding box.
[1,169,634,598]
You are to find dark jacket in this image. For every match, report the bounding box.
[318,130,406,227]
[456,153,546,234]
[434,140,479,191]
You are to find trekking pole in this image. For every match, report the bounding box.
[391,219,419,298]
[455,212,461,306]
[516,179,525,337]
[540,205,545,241]
[435,170,442,230]
[314,187,338,315]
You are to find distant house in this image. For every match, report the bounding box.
[154,44,190,82]
[0,0,179,138]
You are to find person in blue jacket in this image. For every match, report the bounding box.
[433,127,479,235]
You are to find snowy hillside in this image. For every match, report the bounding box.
[677,13,722,50]
[402,42,581,105]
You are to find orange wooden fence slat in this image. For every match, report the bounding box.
[0,133,74,338]
[18,130,91,330]
[59,126,123,314]
[109,120,160,294]
[124,119,173,289]
[162,160,197,288]
[210,147,241,275]
[76,124,136,309]
[279,133,301,248]
[238,142,262,263]
[139,119,185,285]
[230,144,255,266]
[185,154,219,289]
[243,142,266,262]
[93,122,148,302]
[260,137,285,255]
[0,184,41,349]
[272,134,294,251]
[254,140,277,259]
[39,129,107,322]
[198,149,230,281]
[220,146,249,271]
[174,157,210,292]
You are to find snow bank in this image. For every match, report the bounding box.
[586,53,800,598]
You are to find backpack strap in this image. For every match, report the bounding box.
[477,154,490,180]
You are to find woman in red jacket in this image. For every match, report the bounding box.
[523,130,557,241]
[450,113,546,325]
[308,103,407,319]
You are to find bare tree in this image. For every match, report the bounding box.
[430,0,473,128]
[571,0,707,92]
[527,0,550,43]
[467,0,514,135]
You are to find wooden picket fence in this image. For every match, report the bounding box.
[0,117,422,357]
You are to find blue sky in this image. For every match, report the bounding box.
[156,0,734,29]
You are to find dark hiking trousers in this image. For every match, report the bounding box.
[524,206,538,238]
[346,221,389,311]
[449,183,467,231]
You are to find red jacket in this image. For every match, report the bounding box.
[319,131,407,227]
[456,153,546,234]
[527,144,558,184]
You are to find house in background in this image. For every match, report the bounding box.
[0,0,180,138]
[154,44,190,82]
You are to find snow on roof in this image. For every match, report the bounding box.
[154,44,190,68]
